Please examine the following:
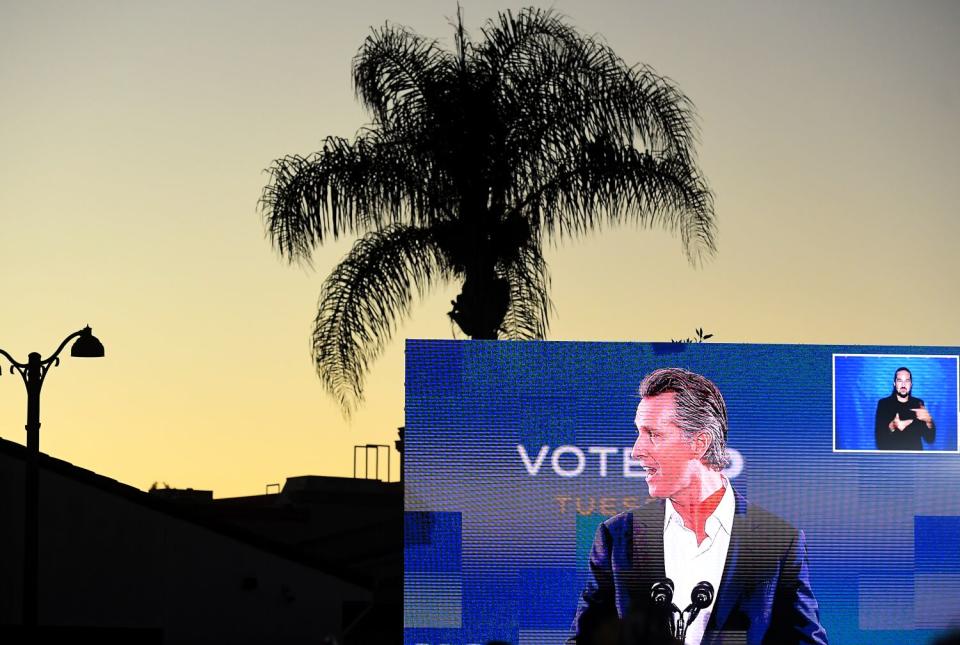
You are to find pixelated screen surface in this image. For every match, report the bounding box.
[404,341,960,645]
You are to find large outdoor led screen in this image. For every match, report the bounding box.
[404,341,960,644]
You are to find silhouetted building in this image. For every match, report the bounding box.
[147,486,213,503]
[0,437,371,644]
[198,475,403,643]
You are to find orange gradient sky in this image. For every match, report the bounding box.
[1,1,958,498]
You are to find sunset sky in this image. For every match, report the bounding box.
[1,0,958,498]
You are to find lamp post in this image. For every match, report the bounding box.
[0,325,104,628]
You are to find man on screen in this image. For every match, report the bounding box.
[570,368,827,645]
[875,367,936,450]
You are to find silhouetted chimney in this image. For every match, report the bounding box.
[395,427,404,482]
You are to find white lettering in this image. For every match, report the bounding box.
[588,446,618,477]
[551,445,586,477]
[517,444,549,475]
[623,447,645,478]
[516,444,744,479]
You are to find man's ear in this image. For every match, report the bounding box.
[693,431,712,461]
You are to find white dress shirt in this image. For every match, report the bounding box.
[663,480,735,645]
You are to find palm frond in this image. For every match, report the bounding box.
[479,7,698,160]
[353,23,454,131]
[478,8,577,71]
[312,225,451,414]
[261,134,452,263]
[515,141,715,264]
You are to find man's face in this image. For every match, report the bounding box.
[895,370,912,398]
[631,392,703,500]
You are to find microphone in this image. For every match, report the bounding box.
[649,578,677,639]
[650,578,675,607]
[690,581,714,610]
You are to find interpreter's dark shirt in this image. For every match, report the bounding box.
[875,394,935,450]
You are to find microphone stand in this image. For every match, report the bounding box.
[677,581,716,643]
[650,578,677,640]
[650,579,714,642]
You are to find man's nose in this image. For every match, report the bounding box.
[631,436,647,460]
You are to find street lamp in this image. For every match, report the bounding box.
[0,325,105,629]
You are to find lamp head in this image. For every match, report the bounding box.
[71,326,105,358]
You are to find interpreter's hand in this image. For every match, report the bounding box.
[891,413,912,431]
[913,406,933,426]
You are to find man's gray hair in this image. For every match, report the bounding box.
[638,367,730,470]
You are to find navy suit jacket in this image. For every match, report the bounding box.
[570,489,828,644]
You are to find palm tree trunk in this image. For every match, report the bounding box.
[448,270,510,339]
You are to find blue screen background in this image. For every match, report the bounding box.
[404,341,960,645]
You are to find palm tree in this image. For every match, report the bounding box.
[261,8,715,414]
